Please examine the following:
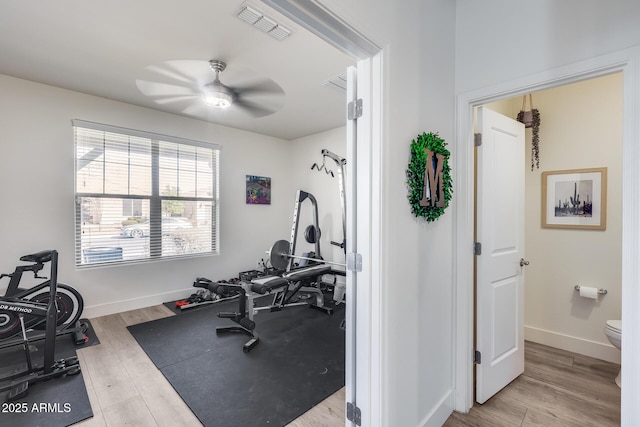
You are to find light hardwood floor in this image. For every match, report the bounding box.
[444,341,621,427]
[74,305,620,427]
[74,304,344,427]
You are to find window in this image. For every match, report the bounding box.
[73,120,220,267]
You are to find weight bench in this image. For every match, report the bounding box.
[205,263,333,352]
[253,264,333,315]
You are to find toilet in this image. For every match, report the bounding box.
[604,319,622,387]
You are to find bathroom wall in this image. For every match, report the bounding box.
[487,72,623,363]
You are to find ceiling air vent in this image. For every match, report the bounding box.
[321,72,347,93]
[236,3,292,41]
[269,24,292,41]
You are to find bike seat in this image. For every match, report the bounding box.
[19,250,54,264]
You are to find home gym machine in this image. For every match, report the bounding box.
[263,188,343,312]
[200,188,342,352]
[0,250,81,401]
[311,149,347,254]
[311,149,347,303]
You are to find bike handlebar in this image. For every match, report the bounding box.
[1,261,46,281]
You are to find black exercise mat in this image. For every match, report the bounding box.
[0,319,99,426]
[128,299,345,427]
[0,319,100,352]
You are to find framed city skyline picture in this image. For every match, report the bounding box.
[541,167,607,230]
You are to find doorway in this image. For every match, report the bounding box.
[455,48,640,423]
[484,74,622,363]
[473,73,623,404]
[261,1,383,425]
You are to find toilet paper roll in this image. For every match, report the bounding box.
[579,286,599,300]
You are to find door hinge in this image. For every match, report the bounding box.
[474,133,482,147]
[473,242,482,256]
[346,402,362,425]
[347,252,362,272]
[474,350,482,364]
[347,98,363,120]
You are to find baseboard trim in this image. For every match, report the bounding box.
[419,389,454,427]
[525,325,620,364]
[83,288,193,318]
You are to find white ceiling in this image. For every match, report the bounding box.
[0,1,355,140]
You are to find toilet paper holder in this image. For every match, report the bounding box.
[574,285,607,295]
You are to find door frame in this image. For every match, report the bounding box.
[454,46,640,424]
[261,1,384,425]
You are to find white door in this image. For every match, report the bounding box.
[475,106,526,404]
[345,58,377,426]
[345,64,359,426]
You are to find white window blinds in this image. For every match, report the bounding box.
[73,120,220,267]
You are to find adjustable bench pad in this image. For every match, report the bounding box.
[250,276,288,294]
[283,264,331,281]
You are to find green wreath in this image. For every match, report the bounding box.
[406,132,453,221]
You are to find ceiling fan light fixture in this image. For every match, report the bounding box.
[202,83,233,108]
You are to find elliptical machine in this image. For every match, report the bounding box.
[0,250,82,401]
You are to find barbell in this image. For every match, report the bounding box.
[268,239,346,270]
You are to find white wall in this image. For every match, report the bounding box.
[455,0,640,94]
[317,0,457,426]
[0,74,293,317]
[487,73,623,363]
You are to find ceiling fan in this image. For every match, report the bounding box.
[136,59,286,118]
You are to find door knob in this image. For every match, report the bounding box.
[520,258,530,267]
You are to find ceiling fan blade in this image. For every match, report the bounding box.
[232,78,285,98]
[182,102,212,117]
[164,60,214,85]
[144,64,194,85]
[136,80,198,97]
[140,60,214,92]
[233,98,280,118]
[154,95,199,105]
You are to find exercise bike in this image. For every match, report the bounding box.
[0,250,86,347]
[0,250,81,401]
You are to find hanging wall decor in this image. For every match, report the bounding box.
[406,132,452,222]
[541,167,607,230]
[516,94,542,171]
[246,175,271,205]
